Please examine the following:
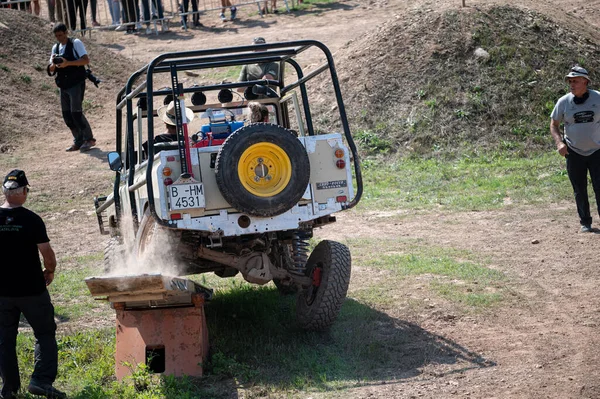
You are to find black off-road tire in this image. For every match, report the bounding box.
[103,235,125,274]
[296,240,351,331]
[215,123,310,217]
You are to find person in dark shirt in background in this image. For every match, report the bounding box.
[0,170,66,399]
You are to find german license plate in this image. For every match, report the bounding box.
[169,183,205,210]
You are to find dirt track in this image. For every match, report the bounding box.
[8,0,600,397]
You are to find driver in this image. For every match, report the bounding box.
[142,101,195,159]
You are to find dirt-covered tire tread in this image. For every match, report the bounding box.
[296,240,351,331]
[103,235,125,274]
[134,208,183,272]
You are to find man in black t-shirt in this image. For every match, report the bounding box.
[0,170,66,399]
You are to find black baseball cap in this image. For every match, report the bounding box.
[3,169,29,190]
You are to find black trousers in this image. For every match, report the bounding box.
[65,0,88,30]
[566,147,600,226]
[60,80,94,146]
[0,290,58,397]
[182,0,199,26]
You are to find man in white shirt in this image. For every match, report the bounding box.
[550,66,600,233]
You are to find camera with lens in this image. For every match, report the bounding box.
[86,69,101,88]
[52,56,64,64]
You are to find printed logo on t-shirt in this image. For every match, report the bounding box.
[574,111,595,123]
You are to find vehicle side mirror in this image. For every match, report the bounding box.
[107,152,123,172]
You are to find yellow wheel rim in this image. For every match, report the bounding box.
[238,143,292,197]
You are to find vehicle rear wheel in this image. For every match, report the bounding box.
[215,123,310,217]
[296,240,351,331]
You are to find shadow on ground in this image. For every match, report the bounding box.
[201,286,495,395]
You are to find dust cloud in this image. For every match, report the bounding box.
[103,212,186,283]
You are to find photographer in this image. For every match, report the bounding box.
[47,23,96,152]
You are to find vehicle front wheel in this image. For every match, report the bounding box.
[296,240,351,331]
[103,235,126,274]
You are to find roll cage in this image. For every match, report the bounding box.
[112,40,362,230]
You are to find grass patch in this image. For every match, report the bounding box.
[198,66,242,83]
[50,254,109,321]
[11,282,492,397]
[347,237,507,308]
[358,152,572,211]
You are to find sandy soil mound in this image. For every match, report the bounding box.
[0,9,137,151]
[325,6,600,156]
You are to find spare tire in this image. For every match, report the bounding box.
[215,123,310,217]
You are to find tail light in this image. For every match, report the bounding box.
[164,178,173,186]
[334,148,345,158]
[170,213,182,220]
[163,167,172,177]
[336,195,347,203]
[336,159,346,169]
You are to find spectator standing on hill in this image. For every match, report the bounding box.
[64,0,88,31]
[89,0,100,26]
[47,23,96,152]
[47,0,66,23]
[139,0,168,33]
[31,0,40,15]
[262,0,276,13]
[106,0,121,27]
[0,170,66,399]
[550,66,600,233]
[181,0,200,28]
[219,0,236,21]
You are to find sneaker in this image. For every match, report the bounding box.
[92,20,100,27]
[161,22,169,32]
[146,26,153,34]
[230,6,236,20]
[580,225,593,233]
[115,24,126,31]
[66,144,80,152]
[219,12,226,21]
[136,21,143,30]
[27,382,67,399]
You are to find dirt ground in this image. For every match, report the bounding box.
[6,0,600,397]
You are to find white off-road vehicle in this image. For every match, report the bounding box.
[94,40,363,330]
